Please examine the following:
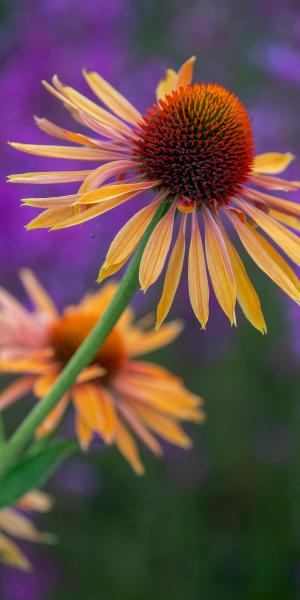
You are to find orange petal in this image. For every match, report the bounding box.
[36,395,69,437]
[7,170,91,184]
[268,209,300,232]
[34,116,100,147]
[75,413,92,451]
[0,509,55,544]
[9,142,123,161]
[78,160,135,194]
[0,532,31,571]
[226,211,300,303]
[94,386,117,443]
[219,222,267,333]
[237,199,300,267]
[73,384,104,434]
[118,401,162,456]
[177,56,196,88]
[156,215,186,328]
[98,200,159,283]
[126,320,183,356]
[114,418,145,475]
[52,76,132,136]
[188,210,209,328]
[203,208,236,324]
[75,179,156,205]
[83,70,141,125]
[128,401,192,449]
[244,187,300,218]
[253,152,295,174]
[139,203,176,291]
[0,376,35,411]
[26,208,74,230]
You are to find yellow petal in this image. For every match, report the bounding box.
[98,200,159,281]
[156,215,186,328]
[253,152,295,174]
[238,199,300,267]
[139,203,176,291]
[0,509,55,544]
[17,490,53,513]
[114,418,145,475]
[219,222,267,333]
[188,210,209,328]
[203,208,236,324]
[226,211,300,303]
[269,209,300,232]
[26,208,74,229]
[156,69,178,102]
[34,116,100,147]
[83,70,141,125]
[19,268,58,317]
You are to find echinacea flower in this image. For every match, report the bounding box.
[0,270,204,474]
[0,490,54,571]
[9,56,300,332]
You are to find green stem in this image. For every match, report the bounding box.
[0,201,169,476]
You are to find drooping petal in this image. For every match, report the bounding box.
[83,70,142,125]
[94,386,117,443]
[237,199,300,266]
[0,509,55,544]
[9,142,124,161]
[226,211,300,303]
[219,222,267,333]
[203,208,236,324]
[34,116,101,147]
[26,208,75,230]
[243,187,300,218]
[78,160,135,194]
[75,179,156,205]
[156,215,186,328]
[126,320,183,356]
[118,401,162,456]
[75,413,92,450]
[114,418,145,475]
[36,395,69,437]
[73,384,104,435]
[0,376,36,411]
[98,200,159,282]
[253,152,295,174]
[0,532,31,571]
[188,210,209,328]
[7,170,91,184]
[128,400,192,448]
[139,203,176,291]
[249,174,300,192]
[19,269,58,317]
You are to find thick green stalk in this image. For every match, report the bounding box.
[0,201,169,475]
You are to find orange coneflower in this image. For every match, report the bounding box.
[0,490,54,571]
[9,56,300,332]
[0,270,204,474]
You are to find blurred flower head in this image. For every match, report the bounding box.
[0,271,204,474]
[0,490,54,571]
[9,56,300,332]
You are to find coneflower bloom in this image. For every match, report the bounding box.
[0,271,204,474]
[8,57,300,332]
[0,490,54,571]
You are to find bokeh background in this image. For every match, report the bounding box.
[1,0,300,598]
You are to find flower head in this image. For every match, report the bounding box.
[0,271,204,474]
[9,57,300,331]
[0,490,54,571]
